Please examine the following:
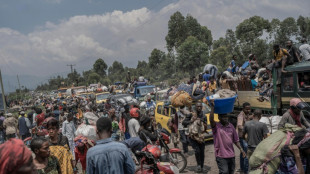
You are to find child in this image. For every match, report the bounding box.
[30,137,61,174]
[62,113,76,159]
[74,135,94,174]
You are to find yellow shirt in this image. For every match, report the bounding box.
[209,82,217,91]
[273,49,288,61]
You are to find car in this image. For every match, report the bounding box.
[96,92,110,104]
[155,101,219,141]
[109,94,138,107]
[76,92,95,99]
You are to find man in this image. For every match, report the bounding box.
[62,113,76,158]
[286,40,301,63]
[210,101,246,174]
[18,111,31,140]
[87,117,135,174]
[138,116,157,143]
[146,95,156,109]
[272,44,290,84]
[299,38,310,61]
[182,102,207,172]
[278,98,310,129]
[3,113,18,139]
[128,107,140,138]
[203,64,218,79]
[52,105,60,121]
[208,77,217,94]
[230,55,237,74]
[237,102,252,174]
[0,112,5,144]
[243,109,269,161]
[203,70,211,82]
[178,106,190,155]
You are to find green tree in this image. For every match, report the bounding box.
[165,11,187,52]
[210,46,230,72]
[93,58,108,77]
[177,36,209,75]
[148,49,166,70]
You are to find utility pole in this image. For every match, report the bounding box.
[0,69,7,113]
[67,64,76,73]
[17,75,21,99]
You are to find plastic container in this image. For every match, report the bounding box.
[206,95,237,114]
[208,94,220,100]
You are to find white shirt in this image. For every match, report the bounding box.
[299,43,310,61]
[128,118,140,138]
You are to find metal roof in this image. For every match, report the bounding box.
[285,61,310,72]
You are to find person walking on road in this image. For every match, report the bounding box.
[86,117,135,174]
[62,113,76,159]
[128,107,140,138]
[3,113,18,140]
[237,102,252,174]
[183,102,207,173]
[209,101,246,174]
[243,109,269,162]
[18,111,31,140]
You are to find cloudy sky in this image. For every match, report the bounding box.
[0,0,310,91]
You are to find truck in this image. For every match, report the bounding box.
[232,61,310,118]
[132,82,156,101]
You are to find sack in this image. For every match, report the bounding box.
[75,124,97,141]
[249,124,302,174]
[171,91,193,107]
[188,119,205,143]
[259,116,282,134]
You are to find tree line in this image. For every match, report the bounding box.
[36,12,310,91]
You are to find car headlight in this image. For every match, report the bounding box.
[170,165,179,174]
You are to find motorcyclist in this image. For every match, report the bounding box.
[138,116,157,143]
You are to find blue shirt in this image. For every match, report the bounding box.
[203,73,211,82]
[251,80,258,90]
[86,138,135,174]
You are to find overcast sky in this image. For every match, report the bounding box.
[1,0,310,80]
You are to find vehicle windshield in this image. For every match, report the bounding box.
[96,93,109,101]
[58,89,67,93]
[139,87,155,96]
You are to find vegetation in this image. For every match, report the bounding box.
[35,12,310,91]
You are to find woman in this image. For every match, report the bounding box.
[30,137,61,174]
[46,118,74,174]
[0,138,35,174]
[73,135,94,173]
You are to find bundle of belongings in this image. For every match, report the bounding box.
[259,115,282,134]
[215,89,236,98]
[249,124,310,174]
[75,112,99,141]
[171,83,205,107]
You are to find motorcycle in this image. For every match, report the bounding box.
[135,144,179,174]
[155,129,187,172]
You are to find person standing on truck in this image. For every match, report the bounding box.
[271,44,290,84]
[286,40,301,63]
[278,98,310,129]
[209,101,246,174]
[243,109,269,162]
[237,102,252,174]
[299,38,310,61]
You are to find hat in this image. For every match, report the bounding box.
[290,98,307,109]
[140,116,150,126]
[20,111,25,115]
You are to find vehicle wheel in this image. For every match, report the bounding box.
[157,123,162,130]
[170,152,187,172]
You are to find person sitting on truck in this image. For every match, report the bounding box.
[278,98,310,129]
[207,77,217,94]
[203,70,211,82]
[300,73,310,89]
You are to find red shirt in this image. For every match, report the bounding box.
[36,113,45,126]
[74,146,88,170]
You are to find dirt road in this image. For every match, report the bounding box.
[182,141,241,174]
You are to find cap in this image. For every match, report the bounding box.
[290,98,307,109]
[20,111,25,115]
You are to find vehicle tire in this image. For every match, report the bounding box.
[170,152,187,172]
[157,123,162,130]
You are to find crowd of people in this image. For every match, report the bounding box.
[0,39,309,174]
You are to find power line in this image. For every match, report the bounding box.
[67,64,76,73]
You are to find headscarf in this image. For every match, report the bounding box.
[0,138,32,174]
